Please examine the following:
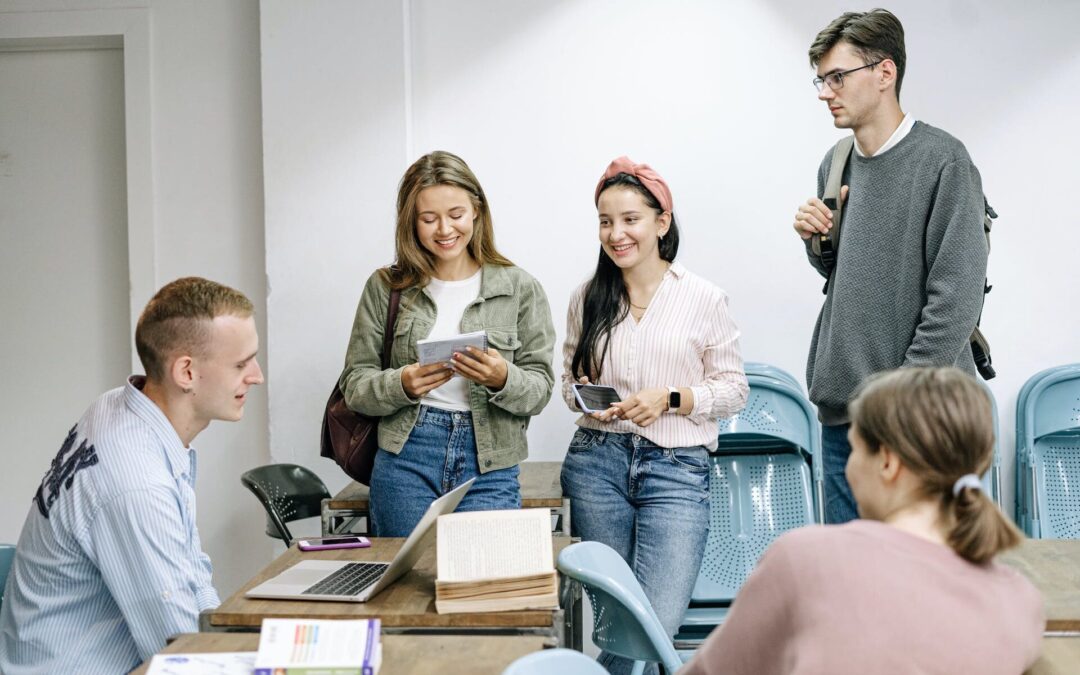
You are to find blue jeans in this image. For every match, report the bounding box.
[561,428,709,675]
[369,405,521,537]
[822,423,858,524]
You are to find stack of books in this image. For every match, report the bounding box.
[435,508,560,614]
[254,618,381,675]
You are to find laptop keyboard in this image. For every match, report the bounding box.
[302,562,390,597]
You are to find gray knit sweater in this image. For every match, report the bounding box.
[805,121,987,425]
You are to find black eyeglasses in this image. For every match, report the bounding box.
[813,60,882,92]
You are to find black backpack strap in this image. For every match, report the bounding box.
[811,135,855,285]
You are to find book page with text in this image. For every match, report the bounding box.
[437,508,553,582]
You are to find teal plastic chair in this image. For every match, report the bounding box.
[557,541,683,675]
[743,361,802,392]
[502,648,608,675]
[980,383,1003,508]
[0,544,15,611]
[675,372,820,650]
[1015,365,1080,537]
[240,464,331,546]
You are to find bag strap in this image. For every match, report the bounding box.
[380,288,402,370]
[811,135,856,278]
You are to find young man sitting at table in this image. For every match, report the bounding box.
[0,277,265,675]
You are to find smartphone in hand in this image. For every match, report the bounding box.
[572,383,622,413]
[297,536,372,551]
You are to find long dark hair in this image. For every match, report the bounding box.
[570,173,680,381]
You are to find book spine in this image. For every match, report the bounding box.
[362,618,380,671]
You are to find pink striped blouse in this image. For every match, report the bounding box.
[561,262,748,450]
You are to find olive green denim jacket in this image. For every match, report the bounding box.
[339,264,555,472]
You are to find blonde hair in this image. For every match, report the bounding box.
[848,367,1022,564]
[135,277,254,381]
[382,151,512,290]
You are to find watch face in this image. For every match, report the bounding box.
[669,391,681,408]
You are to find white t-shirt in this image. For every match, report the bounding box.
[420,270,482,412]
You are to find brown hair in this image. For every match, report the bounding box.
[808,8,907,100]
[382,150,512,290]
[135,277,254,381]
[848,367,1022,564]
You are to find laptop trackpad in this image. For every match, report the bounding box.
[283,560,351,585]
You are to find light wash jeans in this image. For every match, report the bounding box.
[822,423,859,524]
[369,405,521,537]
[561,427,709,675]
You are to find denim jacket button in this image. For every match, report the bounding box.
[484,459,492,467]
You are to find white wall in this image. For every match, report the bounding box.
[263,0,1080,512]
[0,0,273,597]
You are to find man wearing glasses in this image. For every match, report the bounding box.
[792,9,988,524]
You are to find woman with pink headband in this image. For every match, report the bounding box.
[561,156,749,675]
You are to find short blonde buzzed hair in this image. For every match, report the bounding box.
[135,277,254,381]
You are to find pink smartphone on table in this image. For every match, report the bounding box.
[296,536,371,551]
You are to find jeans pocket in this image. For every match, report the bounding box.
[667,447,709,474]
[568,428,600,453]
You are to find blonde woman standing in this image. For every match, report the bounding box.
[340,151,555,536]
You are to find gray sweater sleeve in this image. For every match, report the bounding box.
[903,159,987,366]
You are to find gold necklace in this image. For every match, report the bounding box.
[629,301,648,310]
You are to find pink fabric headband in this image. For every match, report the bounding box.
[594,156,673,213]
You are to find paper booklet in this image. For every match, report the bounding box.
[254,618,381,675]
[435,508,559,614]
[416,330,488,366]
[146,652,255,675]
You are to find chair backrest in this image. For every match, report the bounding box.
[743,362,802,392]
[1017,365,1080,538]
[717,375,823,522]
[502,648,608,675]
[240,464,331,545]
[0,544,15,611]
[556,542,683,675]
[691,453,813,605]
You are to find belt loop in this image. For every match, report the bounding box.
[416,405,428,426]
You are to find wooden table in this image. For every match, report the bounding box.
[201,537,582,649]
[322,460,570,536]
[132,632,556,674]
[1026,636,1080,674]
[1000,539,1080,635]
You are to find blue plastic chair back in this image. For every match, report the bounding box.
[981,384,1002,506]
[557,542,683,675]
[743,362,802,392]
[0,544,15,611]
[502,648,609,675]
[1014,366,1068,532]
[693,454,812,603]
[716,375,823,522]
[1018,365,1080,538]
[677,453,814,640]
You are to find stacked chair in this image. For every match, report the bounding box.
[1015,364,1080,538]
[981,383,1004,507]
[675,363,822,652]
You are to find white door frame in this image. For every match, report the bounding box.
[0,7,154,371]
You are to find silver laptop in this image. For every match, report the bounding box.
[246,478,474,602]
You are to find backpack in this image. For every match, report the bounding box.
[810,136,997,380]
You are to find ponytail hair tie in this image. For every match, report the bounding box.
[952,473,982,497]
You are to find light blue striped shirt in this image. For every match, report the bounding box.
[0,377,219,674]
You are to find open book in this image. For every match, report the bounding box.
[435,508,559,614]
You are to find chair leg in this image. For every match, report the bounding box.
[631,660,646,675]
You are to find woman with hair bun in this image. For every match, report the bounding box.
[683,366,1044,675]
